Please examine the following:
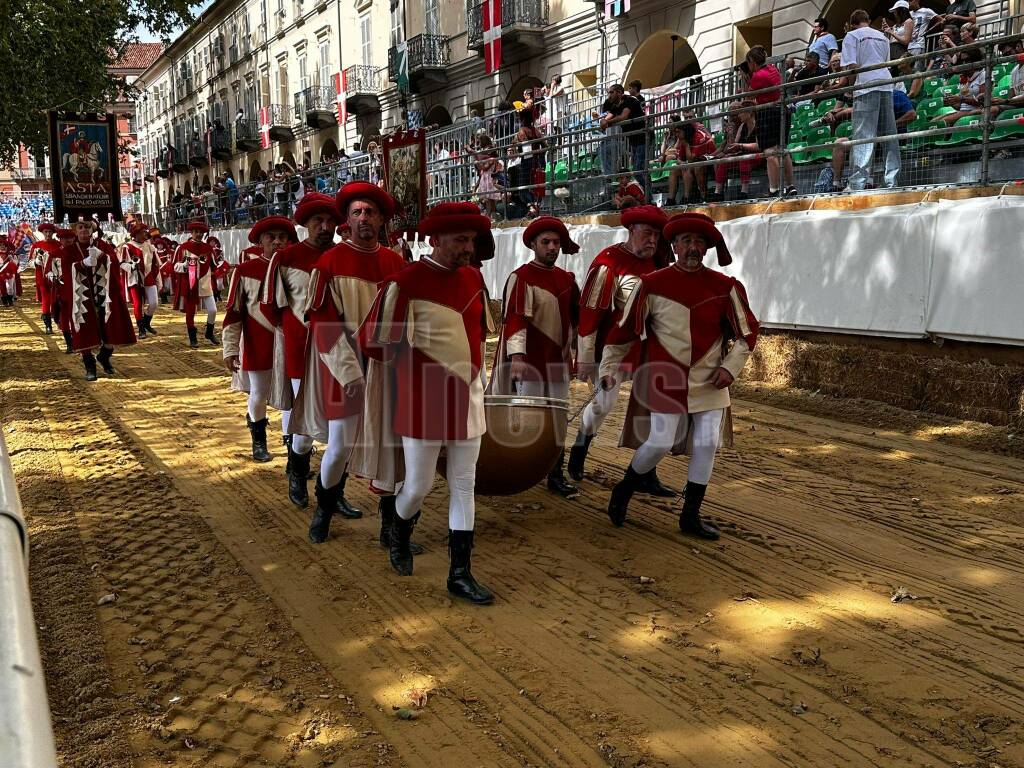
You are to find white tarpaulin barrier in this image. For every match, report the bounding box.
[212,195,1024,347]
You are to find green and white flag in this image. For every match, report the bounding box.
[395,41,410,93]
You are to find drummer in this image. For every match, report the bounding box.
[357,202,495,605]
[492,216,581,499]
[599,213,759,538]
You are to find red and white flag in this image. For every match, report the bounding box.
[259,106,271,149]
[483,0,502,74]
[333,71,348,124]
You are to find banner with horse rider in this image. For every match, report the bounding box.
[47,111,124,223]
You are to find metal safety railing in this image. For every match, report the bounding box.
[0,430,59,768]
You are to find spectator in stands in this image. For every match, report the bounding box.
[512,108,547,219]
[814,52,851,103]
[882,2,915,62]
[745,45,797,197]
[896,58,925,98]
[793,52,825,98]
[658,117,683,203]
[536,104,551,135]
[676,113,717,204]
[203,184,219,223]
[932,47,994,126]
[709,100,761,201]
[930,23,961,70]
[236,189,252,223]
[548,75,567,133]
[993,43,1024,107]
[959,22,978,50]
[841,9,901,191]
[597,83,642,178]
[474,146,504,219]
[829,88,916,191]
[808,17,839,65]
[252,174,268,218]
[941,0,976,26]
[908,0,939,70]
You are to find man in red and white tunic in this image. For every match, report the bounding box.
[599,213,759,538]
[50,228,77,352]
[294,182,407,544]
[208,236,228,301]
[30,223,62,333]
[567,204,675,499]
[222,215,298,464]
[164,221,225,348]
[261,192,339,509]
[117,221,162,339]
[150,228,176,304]
[358,202,495,605]
[51,219,137,380]
[0,240,22,307]
[492,216,582,498]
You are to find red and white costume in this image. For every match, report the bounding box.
[163,224,225,336]
[576,205,669,437]
[600,213,758,486]
[358,203,495,531]
[30,225,61,319]
[117,229,162,329]
[492,217,580,398]
[51,236,136,352]
[0,247,22,303]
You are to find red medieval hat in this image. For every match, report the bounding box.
[38,222,56,233]
[148,227,161,236]
[248,215,299,245]
[522,216,580,255]
[187,220,209,234]
[663,212,732,267]
[334,181,398,222]
[620,204,668,230]
[294,192,338,226]
[418,201,494,263]
[56,228,75,239]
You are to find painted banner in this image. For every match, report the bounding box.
[483,0,502,74]
[47,111,123,223]
[382,128,426,238]
[333,71,348,124]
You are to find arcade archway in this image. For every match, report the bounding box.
[320,138,338,163]
[424,105,453,128]
[624,31,701,88]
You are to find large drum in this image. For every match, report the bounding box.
[439,395,568,496]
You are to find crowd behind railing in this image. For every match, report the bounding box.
[150,14,1024,230]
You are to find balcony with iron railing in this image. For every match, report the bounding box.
[295,85,337,129]
[266,103,296,142]
[466,0,548,53]
[388,34,451,91]
[10,168,49,180]
[234,118,262,152]
[209,128,232,160]
[344,65,386,115]
[188,137,208,167]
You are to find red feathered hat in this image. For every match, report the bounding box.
[522,216,580,255]
[186,220,209,234]
[334,181,398,222]
[248,215,299,245]
[294,192,339,226]
[621,204,668,230]
[663,212,732,267]
[419,202,494,263]
[38,222,56,233]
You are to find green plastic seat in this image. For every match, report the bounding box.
[938,85,959,98]
[935,114,984,146]
[793,102,817,126]
[993,62,1015,81]
[554,160,568,182]
[997,74,1013,90]
[946,75,961,87]
[904,115,933,149]
[991,108,1024,140]
[916,96,945,117]
[923,76,945,95]
[814,98,837,117]
[648,160,665,182]
[833,121,853,139]
[994,85,1012,101]
[712,131,724,147]
[801,126,835,162]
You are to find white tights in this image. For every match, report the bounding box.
[581,381,621,437]
[246,369,271,422]
[395,437,481,531]
[631,409,725,486]
[320,415,360,488]
[288,378,314,454]
[144,285,158,316]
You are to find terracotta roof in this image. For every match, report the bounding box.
[112,42,164,70]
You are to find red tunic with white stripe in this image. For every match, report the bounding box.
[0,256,22,297]
[302,240,408,420]
[599,264,759,414]
[358,257,492,441]
[165,241,223,314]
[261,241,325,379]
[497,261,579,383]
[222,254,275,371]
[52,242,137,351]
[30,240,61,311]
[577,243,660,373]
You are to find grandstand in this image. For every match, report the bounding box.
[0,193,54,230]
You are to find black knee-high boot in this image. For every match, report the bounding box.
[246,415,272,462]
[96,346,114,374]
[335,472,362,519]
[607,464,644,527]
[82,352,98,381]
[678,482,720,540]
[308,476,337,544]
[187,326,199,348]
[447,530,494,605]
[288,445,311,508]
[63,330,73,354]
[379,495,424,553]
[546,450,579,498]
[136,317,148,338]
[144,314,158,335]
[567,431,594,481]
[389,510,420,576]
[42,313,53,334]
[204,322,218,345]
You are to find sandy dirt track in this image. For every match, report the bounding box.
[2,298,1023,768]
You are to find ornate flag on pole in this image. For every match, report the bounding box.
[333,71,348,124]
[382,129,426,238]
[47,111,123,223]
[483,0,502,74]
[604,0,631,20]
[259,106,271,149]
[395,41,410,93]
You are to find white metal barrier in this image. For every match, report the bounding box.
[0,430,59,768]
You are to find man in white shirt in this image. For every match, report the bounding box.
[840,9,901,191]
[908,0,938,69]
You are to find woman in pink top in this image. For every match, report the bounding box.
[746,46,797,197]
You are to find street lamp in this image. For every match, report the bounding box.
[671,33,680,82]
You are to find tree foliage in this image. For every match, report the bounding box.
[0,0,198,166]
